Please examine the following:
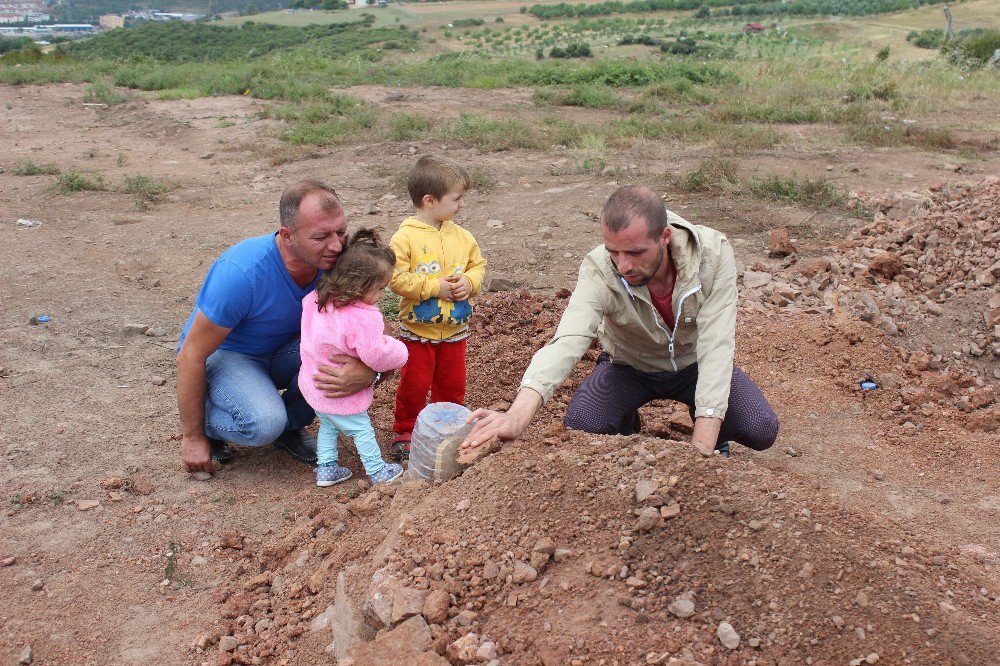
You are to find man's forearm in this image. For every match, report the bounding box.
[508,387,544,436]
[691,416,722,454]
[176,354,208,437]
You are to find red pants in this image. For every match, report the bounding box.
[393,339,467,435]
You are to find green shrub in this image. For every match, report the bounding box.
[907,28,943,50]
[679,158,738,193]
[447,113,544,151]
[53,171,107,193]
[12,160,61,176]
[120,174,172,210]
[83,80,129,105]
[876,46,890,61]
[451,18,485,28]
[944,29,1000,67]
[748,173,845,208]
[550,42,592,58]
[386,112,433,141]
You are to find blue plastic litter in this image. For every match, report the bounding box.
[36,315,50,323]
[860,381,877,390]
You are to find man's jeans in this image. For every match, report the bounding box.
[204,337,314,447]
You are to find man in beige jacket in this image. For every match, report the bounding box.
[461,185,778,458]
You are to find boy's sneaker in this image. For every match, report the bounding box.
[316,464,352,487]
[391,433,411,462]
[369,463,404,486]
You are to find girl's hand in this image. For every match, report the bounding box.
[447,275,471,301]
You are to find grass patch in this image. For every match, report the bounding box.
[120,174,173,211]
[535,84,622,109]
[277,95,376,146]
[11,160,61,176]
[748,173,846,208]
[385,112,434,141]
[446,113,544,152]
[677,158,739,193]
[468,165,497,193]
[53,171,107,193]
[83,80,130,106]
[379,290,401,319]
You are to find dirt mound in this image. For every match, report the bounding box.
[186,294,999,666]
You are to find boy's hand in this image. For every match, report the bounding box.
[447,275,471,301]
[437,278,454,302]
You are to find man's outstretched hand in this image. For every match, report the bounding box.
[458,389,544,465]
[181,434,214,474]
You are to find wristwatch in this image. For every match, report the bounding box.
[372,372,382,387]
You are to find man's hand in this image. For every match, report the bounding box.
[437,278,454,302]
[458,389,543,464]
[181,434,214,474]
[691,416,723,456]
[315,354,376,398]
[447,275,471,301]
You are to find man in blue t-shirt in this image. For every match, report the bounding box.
[177,180,379,475]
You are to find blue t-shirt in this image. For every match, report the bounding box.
[178,233,321,355]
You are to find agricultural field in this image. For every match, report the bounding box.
[2,0,1000,664]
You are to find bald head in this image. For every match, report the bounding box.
[601,185,668,240]
[279,180,342,231]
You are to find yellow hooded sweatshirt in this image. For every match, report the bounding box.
[389,217,487,341]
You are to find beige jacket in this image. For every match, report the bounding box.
[520,212,738,419]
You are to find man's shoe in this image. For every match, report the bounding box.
[714,440,731,458]
[369,463,404,486]
[316,463,353,487]
[274,429,318,465]
[209,438,234,464]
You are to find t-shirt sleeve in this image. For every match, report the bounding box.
[194,259,254,329]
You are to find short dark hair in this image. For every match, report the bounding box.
[315,229,395,311]
[407,156,471,207]
[279,180,342,231]
[600,185,668,239]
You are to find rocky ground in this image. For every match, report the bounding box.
[1,84,998,665]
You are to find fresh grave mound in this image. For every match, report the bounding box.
[192,432,998,665]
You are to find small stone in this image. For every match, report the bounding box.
[391,587,429,625]
[486,219,504,229]
[143,327,167,337]
[935,492,951,505]
[865,654,880,664]
[798,562,815,578]
[123,323,149,335]
[533,537,557,555]
[717,622,741,650]
[856,627,866,640]
[422,588,450,625]
[75,499,100,511]
[659,502,680,520]
[768,228,797,257]
[477,641,498,662]
[191,471,212,481]
[668,598,695,619]
[832,615,845,629]
[742,270,772,290]
[855,591,869,607]
[448,633,480,663]
[199,152,215,160]
[19,646,32,665]
[873,469,885,481]
[635,479,659,503]
[219,635,239,652]
[31,579,44,591]
[454,609,478,626]
[939,601,956,612]
[455,498,471,511]
[192,556,209,566]
[748,637,761,648]
[635,506,661,532]
[747,520,764,532]
[482,561,500,579]
[151,376,167,386]
[512,560,537,584]
[2,556,15,567]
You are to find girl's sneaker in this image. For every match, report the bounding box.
[316,463,352,487]
[369,463,404,486]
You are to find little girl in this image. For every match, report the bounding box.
[298,229,408,487]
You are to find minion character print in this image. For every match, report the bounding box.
[406,250,472,326]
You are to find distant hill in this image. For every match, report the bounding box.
[49,0,292,22]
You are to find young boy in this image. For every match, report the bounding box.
[389,156,487,459]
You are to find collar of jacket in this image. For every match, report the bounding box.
[400,217,456,233]
[600,213,703,303]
